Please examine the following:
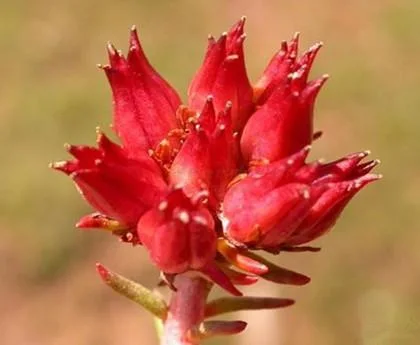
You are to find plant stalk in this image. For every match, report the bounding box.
[161,274,210,345]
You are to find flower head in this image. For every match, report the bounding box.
[52,18,380,294]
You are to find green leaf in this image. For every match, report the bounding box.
[96,263,167,319]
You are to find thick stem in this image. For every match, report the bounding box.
[161,274,211,345]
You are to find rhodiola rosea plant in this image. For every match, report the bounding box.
[52,17,381,345]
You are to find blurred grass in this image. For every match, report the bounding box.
[1,0,420,344]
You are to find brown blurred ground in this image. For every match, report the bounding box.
[1,0,419,344]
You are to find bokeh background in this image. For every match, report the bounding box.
[1,0,419,344]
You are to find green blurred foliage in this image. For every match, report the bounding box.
[1,0,419,344]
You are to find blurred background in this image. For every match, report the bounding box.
[1,0,419,344]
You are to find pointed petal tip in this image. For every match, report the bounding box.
[352,173,382,190]
[304,144,312,152]
[129,25,141,49]
[364,172,383,181]
[49,161,64,170]
[97,63,111,71]
[314,75,329,88]
[354,159,381,175]
[107,41,117,55]
[231,16,247,33]
[314,41,324,49]
[49,161,72,174]
[75,219,85,228]
[96,262,111,282]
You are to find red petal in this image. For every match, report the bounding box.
[50,160,81,175]
[240,84,316,163]
[103,30,180,154]
[254,34,297,104]
[197,96,217,136]
[288,174,381,245]
[188,18,253,132]
[188,34,227,106]
[209,104,240,201]
[224,180,311,246]
[169,127,212,196]
[66,144,101,163]
[72,170,147,225]
[70,150,167,226]
[244,36,326,163]
[128,26,181,112]
[314,150,371,183]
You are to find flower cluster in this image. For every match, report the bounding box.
[53,18,380,296]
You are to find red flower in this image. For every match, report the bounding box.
[53,19,380,293]
[138,189,217,274]
[222,147,380,250]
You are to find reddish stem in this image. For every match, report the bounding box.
[161,274,210,345]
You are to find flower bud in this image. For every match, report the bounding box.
[137,189,217,274]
